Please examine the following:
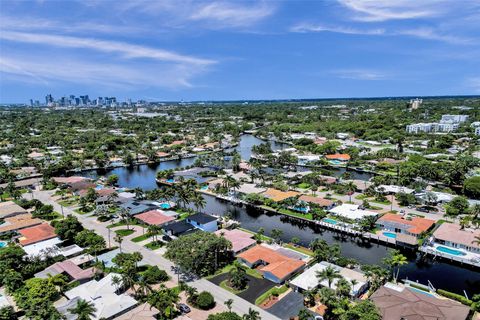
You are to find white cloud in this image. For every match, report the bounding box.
[0,54,200,89]
[0,31,215,66]
[337,0,446,22]
[291,23,385,35]
[331,69,388,80]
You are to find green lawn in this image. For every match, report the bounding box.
[114,229,135,237]
[131,233,152,243]
[297,182,311,189]
[145,240,164,250]
[107,220,143,228]
[284,244,313,256]
[73,208,92,215]
[255,285,288,305]
[208,263,263,279]
[219,279,248,294]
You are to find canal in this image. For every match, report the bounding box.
[81,134,480,296]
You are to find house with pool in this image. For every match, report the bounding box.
[376,213,435,242]
[429,223,480,259]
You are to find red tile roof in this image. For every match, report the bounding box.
[377,213,435,235]
[237,245,305,281]
[325,154,351,161]
[135,210,175,226]
[18,223,57,246]
[298,195,334,207]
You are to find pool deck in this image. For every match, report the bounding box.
[420,244,480,268]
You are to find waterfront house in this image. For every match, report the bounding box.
[0,213,42,235]
[376,213,435,238]
[56,273,138,320]
[135,210,176,226]
[262,188,300,202]
[431,223,480,254]
[290,261,368,297]
[328,204,378,221]
[237,245,305,283]
[298,195,334,210]
[186,213,218,232]
[215,229,256,254]
[325,153,350,163]
[376,185,414,195]
[370,283,470,320]
[119,200,159,216]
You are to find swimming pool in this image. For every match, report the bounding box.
[0,241,7,248]
[166,179,175,183]
[436,246,466,256]
[409,287,435,297]
[383,232,397,239]
[160,203,172,209]
[201,185,208,190]
[293,207,309,213]
[95,185,104,190]
[323,218,338,225]
[329,160,343,165]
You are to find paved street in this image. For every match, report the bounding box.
[28,190,280,320]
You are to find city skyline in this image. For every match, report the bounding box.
[1,0,480,102]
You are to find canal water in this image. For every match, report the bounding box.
[81,134,480,295]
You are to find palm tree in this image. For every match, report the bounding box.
[192,192,206,212]
[383,250,408,283]
[229,261,248,290]
[316,266,342,289]
[243,308,260,320]
[345,181,356,202]
[335,278,352,297]
[224,299,234,312]
[114,234,124,252]
[118,207,131,230]
[111,274,122,292]
[147,224,161,242]
[472,235,480,246]
[67,299,97,320]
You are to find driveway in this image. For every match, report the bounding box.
[267,291,308,319]
[209,273,276,304]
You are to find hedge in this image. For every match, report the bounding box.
[437,289,472,306]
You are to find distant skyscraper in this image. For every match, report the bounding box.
[29,99,34,107]
[410,98,422,110]
[45,94,53,105]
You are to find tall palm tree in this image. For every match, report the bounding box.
[316,266,342,289]
[114,234,124,252]
[192,192,206,212]
[147,224,161,242]
[118,207,131,230]
[383,250,408,283]
[67,299,97,320]
[345,181,356,202]
[243,308,260,320]
[224,299,234,312]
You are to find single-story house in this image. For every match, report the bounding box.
[35,260,95,283]
[57,273,138,320]
[215,229,256,254]
[376,213,435,238]
[328,204,378,221]
[325,154,351,162]
[18,223,58,246]
[0,213,42,234]
[370,283,470,320]
[376,185,414,195]
[135,210,175,226]
[237,245,305,283]
[22,237,63,258]
[262,188,300,202]
[432,223,480,254]
[163,220,196,237]
[97,248,121,268]
[186,213,218,232]
[0,201,28,218]
[119,200,159,216]
[298,195,334,209]
[290,261,368,297]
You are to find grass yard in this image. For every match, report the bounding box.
[284,244,313,256]
[131,233,152,242]
[145,240,164,250]
[219,279,248,294]
[107,220,143,228]
[255,285,288,305]
[114,229,135,237]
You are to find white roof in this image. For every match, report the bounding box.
[329,204,378,220]
[58,244,84,257]
[64,273,137,319]
[290,261,366,295]
[22,237,63,258]
[377,185,414,194]
[237,183,267,195]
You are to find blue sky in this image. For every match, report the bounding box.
[1,0,479,102]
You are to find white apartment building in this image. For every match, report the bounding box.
[440,114,469,124]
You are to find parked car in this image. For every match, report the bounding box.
[162,235,172,242]
[177,303,191,314]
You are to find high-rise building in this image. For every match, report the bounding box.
[410,98,422,110]
[30,99,34,107]
[45,94,53,105]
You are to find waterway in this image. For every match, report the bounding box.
[80,134,480,295]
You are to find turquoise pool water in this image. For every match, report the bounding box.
[201,185,208,190]
[166,179,175,183]
[160,203,171,209]
[95,185,104,190]
[323,218,338,225]
[294,207,309,213]
[329,160,343,165]
[383,232,397,239]
[436,246,466,256]
[0,241,7,248]
[409,287,435,297]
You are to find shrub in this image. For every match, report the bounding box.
[195,291,215,310]
[142,266,169,284]
[437,289,472,306]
